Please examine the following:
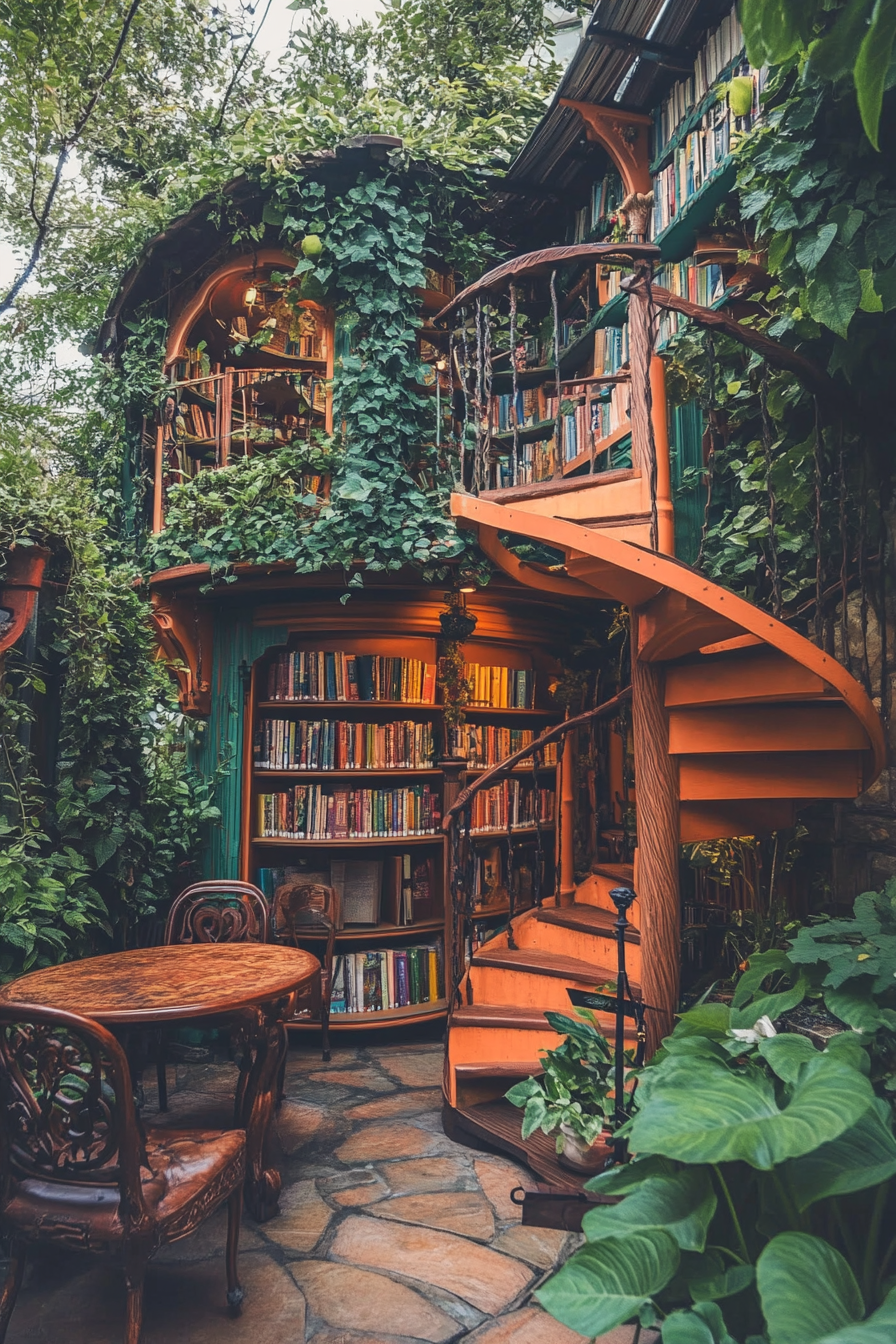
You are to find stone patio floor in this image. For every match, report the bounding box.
[4,1029,638,1344]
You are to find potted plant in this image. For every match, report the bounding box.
[506,1008,619,1171]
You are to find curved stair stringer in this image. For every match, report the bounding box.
[456,494,885,812]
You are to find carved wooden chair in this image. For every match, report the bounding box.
[156,881,271,1110]
[272,882,338,1065]
[0,1002,245,1344]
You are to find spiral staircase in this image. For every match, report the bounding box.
[442,493,886,1194]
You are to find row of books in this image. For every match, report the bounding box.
[465,663,535,709]
[594,325,629,379]
[330,941,444,1013]
[652,99,735,238]
[491,389,543,435]
[569,170,625,244]
[254,718,435,772]
[493,438,557,489]
[265,651,437,704]
[468,781,555,834]
[653,5,744,153]
[263,328,323,359]
[544,388,628,465]
[257,854,437,926]
[448,725,559,769]
[655,259,728,345]
[257,783,441,839]
[180,400,215,441]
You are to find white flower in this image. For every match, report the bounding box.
[729,1015,778,1044]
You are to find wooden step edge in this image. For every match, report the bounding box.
[589,862,634,883]
[538,905,640,943]
[450,1003,640,1039]
[471,949,619,982]
[455,1062,544,1079]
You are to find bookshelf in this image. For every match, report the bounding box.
[243,624,562,1033]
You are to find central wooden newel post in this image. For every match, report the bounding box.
[631,614,680,1054]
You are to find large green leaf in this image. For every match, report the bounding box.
[814,1288,896,1343]
[855,0,896,150]
[783,1098,896,1210]
[663,1302,739,1344]
[807,0,875,81]
[628,1053,874,1169]
[758,1233,864,1344]
[757,1034,819,1084]
[582,1164,717,1252]
[535,1230,680,1338]
[805,250,861,336]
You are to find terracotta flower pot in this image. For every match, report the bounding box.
[0,544,50,654]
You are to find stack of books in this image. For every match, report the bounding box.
[257,783,440,839]
[266,651,436,703]
[330,940,444,1013]
[464,664,535,709]
[448,725,559,769]
[254,718,435,771]
[469,780,555,834]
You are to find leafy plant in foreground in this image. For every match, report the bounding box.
[536,999,896,1343]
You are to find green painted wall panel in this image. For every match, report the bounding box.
[670,399,705,566]
[194,610,288,879]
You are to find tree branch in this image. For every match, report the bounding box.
[209,0,274,140]
[0,0,143,319]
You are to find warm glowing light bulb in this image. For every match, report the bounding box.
[459,584,476,593]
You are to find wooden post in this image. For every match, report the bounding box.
[627,261,662,552]
[558,729,576,906]
[152,425,164,533]
[650,354,675,556]
[630,613,680,1052]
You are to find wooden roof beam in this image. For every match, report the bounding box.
[586,25,695,74]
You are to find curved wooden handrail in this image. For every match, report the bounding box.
[435,243,661,323]
[443,687,632,827]
[452,493,886,785]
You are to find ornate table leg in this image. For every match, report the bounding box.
[233,997,291,1222]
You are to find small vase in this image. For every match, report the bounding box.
[557,1123,608,1173]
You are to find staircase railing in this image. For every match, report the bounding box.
[443,686,632,1009]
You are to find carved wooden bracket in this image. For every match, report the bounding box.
[559,100,653,197]
[0,546,50,655]
[150,591,213,716]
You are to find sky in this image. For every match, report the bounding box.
[0,0,384,293]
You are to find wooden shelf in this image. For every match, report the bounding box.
[288,998,448,1030]
[561,423,632,477]
[463,706,561,718]
[469,827,555,840]
[254,769,441,778]
[253,834,443,847]
[293,919,445,943]
[256,701,437,712]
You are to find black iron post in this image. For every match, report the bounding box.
[609,886,636,1139]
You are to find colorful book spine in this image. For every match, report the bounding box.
[463,664,535,709]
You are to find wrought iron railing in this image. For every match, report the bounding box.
[443,687,632,1008]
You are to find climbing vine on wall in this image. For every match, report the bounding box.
[147,164,496,586]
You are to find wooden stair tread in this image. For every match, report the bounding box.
[590,862,634,883]
[471,947,620,984]
[451,1002,639,1039]
[538,903,640,942]
[445,1098,602,1193]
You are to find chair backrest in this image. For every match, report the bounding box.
[164,881,270,946]
[273,882,339,942]
[0,1002,147,1220]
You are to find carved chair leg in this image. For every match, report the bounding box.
[0,1240,25,1343]
[123,1253,146,1344]
[226,1184,245,1316]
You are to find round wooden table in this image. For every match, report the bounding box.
[0,944,319,1222]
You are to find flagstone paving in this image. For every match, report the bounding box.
[3,1034,651,1344]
